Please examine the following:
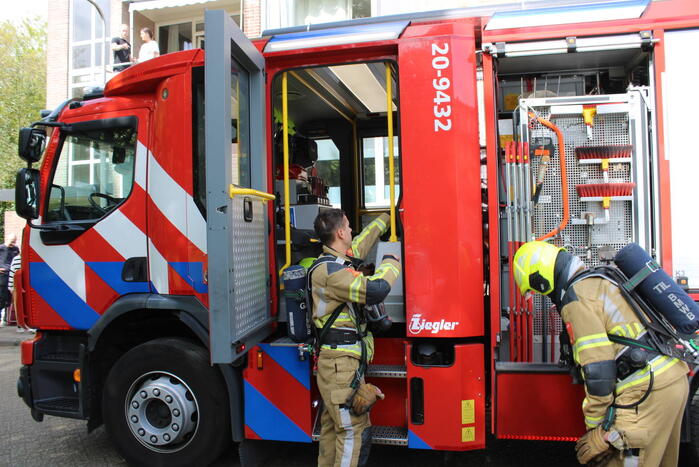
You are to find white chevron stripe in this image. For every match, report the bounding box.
[94,209,147,260]
[147,153,207,253]
[30,227,87,301]
[186,194,207,254]
[135,141,147,189]
[148,239,169,294]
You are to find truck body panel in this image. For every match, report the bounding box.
[13,0,699,462]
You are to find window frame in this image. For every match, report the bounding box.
[44,116,139,226]
[359,132,400,209]
[314,137,342,208]
[69,0,111,99]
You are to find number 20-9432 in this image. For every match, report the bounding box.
[432,42,452,132]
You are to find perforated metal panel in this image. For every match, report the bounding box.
[525,108,633,263]
[230,196,269,338]
[502,93,648,363]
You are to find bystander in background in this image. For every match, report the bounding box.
[138,27,159,63]
[111,24,131,72]
[0,235,19,326]
[7,253,28,331]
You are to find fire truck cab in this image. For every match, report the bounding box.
[13,1,699,465]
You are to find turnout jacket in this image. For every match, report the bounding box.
[560,276,689,430]
[311,213,401,361]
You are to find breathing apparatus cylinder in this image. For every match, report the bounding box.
[614,243,699,334]
[282,265,310,342]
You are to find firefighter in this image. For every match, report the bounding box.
[310,209,401,467]
[513,241,689,467]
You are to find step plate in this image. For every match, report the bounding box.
[371,425,408,446]
[365,364,407,378]
[268,336,303,347]
[312,423,408,446]
[313,364,407,378]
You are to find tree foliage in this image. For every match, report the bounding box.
[0,17,47,189]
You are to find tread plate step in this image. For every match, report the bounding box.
[35,397,79,412]
[312,424,408,446]
[365,364,406,378]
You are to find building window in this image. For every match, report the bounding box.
[265,0,370,30]
[69,0,110,99]
[158,22,193,54]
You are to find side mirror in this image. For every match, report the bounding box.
[15,168,40,220]
[18,127,46,163]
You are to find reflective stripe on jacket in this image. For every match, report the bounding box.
[311,213,401,360]
[560,277,689,430]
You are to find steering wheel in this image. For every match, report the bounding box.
[88,192,121,215]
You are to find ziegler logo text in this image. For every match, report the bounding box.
[409,314,459,334]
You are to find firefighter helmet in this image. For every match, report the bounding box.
[513,241,563,295]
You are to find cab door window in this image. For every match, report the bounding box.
[46,119,137,223]
[362,136,400,208]
[315,138,341,207]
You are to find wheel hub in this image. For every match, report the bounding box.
[126,372,198,452]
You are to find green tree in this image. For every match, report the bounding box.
[0,17,46,237]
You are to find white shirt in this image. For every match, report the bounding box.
[139,40,160,62]
[8,254,20,291]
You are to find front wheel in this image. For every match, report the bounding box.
[102,338,231,467]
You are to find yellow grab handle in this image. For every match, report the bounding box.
[385,63,397,243]
[280,72,292,276]
[229,186,275,201]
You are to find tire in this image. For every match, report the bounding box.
[102,338,231,467]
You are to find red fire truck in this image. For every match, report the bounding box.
[12,0,699,465]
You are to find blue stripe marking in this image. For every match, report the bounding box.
[30,262,101,330]
[244,381,311,443]
[85,262,150,295]
[169,262,208,294]
[268,21,408,43]
[259,343,311,390]
[408,430,433,450]
[490,0,648,19]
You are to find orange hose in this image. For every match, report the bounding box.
[530,113,569,240]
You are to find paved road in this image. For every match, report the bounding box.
[0,332,692,467]
[0,338,573,467]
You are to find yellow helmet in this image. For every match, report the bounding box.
[513,241,563,295]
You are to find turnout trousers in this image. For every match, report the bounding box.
[606,376,688,467]
[317,353,371,467]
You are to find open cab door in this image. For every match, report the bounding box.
[205,10,273,363]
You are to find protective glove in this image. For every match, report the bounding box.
[356,263,375,277]
[575,426,611,465]
[347,383,385,416]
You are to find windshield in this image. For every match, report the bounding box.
[46,123,137,223]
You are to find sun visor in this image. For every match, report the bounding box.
[485,0,650,31]
[264,21,408,53]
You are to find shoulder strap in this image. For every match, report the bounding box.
[306,254,351,345]
[317,304,347,346]
[305,254,343,307]
[606,333,656,352]
[563,267,609,291]
[572,266,697,362]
